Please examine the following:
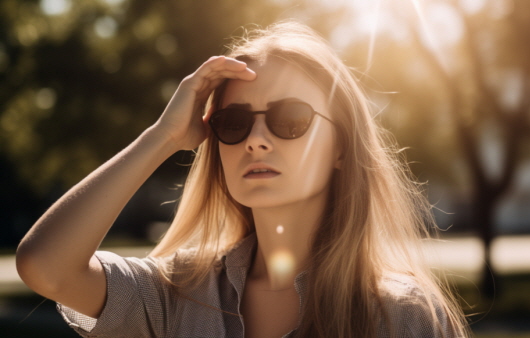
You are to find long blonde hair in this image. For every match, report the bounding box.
[150,21,469,337]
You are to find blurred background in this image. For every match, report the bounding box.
[1,0,529,337]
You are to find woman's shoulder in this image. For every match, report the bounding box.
[94,249,196,273]
[376,273,464,338]
[92,249,221,290]
[94,250,162,274]
[378,273,427,300]
[377,273,441,313]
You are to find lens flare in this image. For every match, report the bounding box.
[276,225,284,234]
[366,0,382,71]
[270,249,295,278]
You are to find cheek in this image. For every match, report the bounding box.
[219,145,232,170]
[292,130,338,189]
[219,144,239,188]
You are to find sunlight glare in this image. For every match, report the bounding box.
[270,249,295,277]
[459,0,487,15]
[424,3,464,47]
[297,117,323,198]
[366,0,382,70]
[326,0,465,72]
[40,0,71,16]
[412,1,463,72]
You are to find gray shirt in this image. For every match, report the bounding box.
[57,233,463,337]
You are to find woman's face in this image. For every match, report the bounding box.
[217,58,340,209]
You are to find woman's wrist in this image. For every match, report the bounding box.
[141,123,186,161]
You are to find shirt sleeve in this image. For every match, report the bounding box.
[377,276,466,338]
[57,251,175,338]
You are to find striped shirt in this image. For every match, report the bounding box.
[57,233,463,337]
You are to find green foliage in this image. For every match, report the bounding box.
[0,0,283,194]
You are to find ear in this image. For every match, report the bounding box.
[332,132,344,169]
[334,159,343,170]
[334,153,343,170]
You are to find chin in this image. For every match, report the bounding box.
[235,198,286,209]
[231,193,290,209]
[234,194,316,211]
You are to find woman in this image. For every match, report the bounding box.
[17,21,469,337]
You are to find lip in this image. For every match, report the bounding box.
[243,163,281,178]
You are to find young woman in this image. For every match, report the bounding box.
[17,21,469,337]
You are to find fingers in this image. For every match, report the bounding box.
[184,56,256,104]
[196,56,256,82]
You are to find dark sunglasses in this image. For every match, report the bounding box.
[208,100,334,145]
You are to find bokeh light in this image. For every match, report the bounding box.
[39,0,71,16]
[161,80,179,102]
[156,34,178,56]
[94,16,118,39]
[35,88,57,110]
[104,0,126,6]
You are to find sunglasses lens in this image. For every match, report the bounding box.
[210,102,316,144]
[268,102,313,139]
[210,109,252,144]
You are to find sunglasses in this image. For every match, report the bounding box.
[208,100,334,145]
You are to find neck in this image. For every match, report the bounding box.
[249,194,327,290]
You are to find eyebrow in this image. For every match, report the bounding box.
[224,97,307,110]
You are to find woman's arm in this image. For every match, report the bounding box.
[16,56,256,318]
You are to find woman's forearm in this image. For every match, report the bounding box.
[15,56,255,316]
[16,125,178,292]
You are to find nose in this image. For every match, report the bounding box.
[245,115,273,153]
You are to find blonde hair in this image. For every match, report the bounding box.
[150,21,469,337]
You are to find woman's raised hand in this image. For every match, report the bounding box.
[155,56,256,151]
[16,56,255,319]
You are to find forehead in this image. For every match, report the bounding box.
[221,58,328,113]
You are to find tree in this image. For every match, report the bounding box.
[334,0,530,297]
[409,0,530,297]
[0,0,284,245]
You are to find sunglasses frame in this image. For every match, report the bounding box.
[208,101,335,145]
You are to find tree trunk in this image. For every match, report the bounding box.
[474,189,498,298]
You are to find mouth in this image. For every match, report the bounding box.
[243,167,281,179]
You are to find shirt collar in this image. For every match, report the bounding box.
[223,232,309,304]
[223,232,258,268]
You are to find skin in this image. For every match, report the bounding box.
[219,59,341,337]
[220,58,339,288]
[16,56,256,318]
[16,55,339,338]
